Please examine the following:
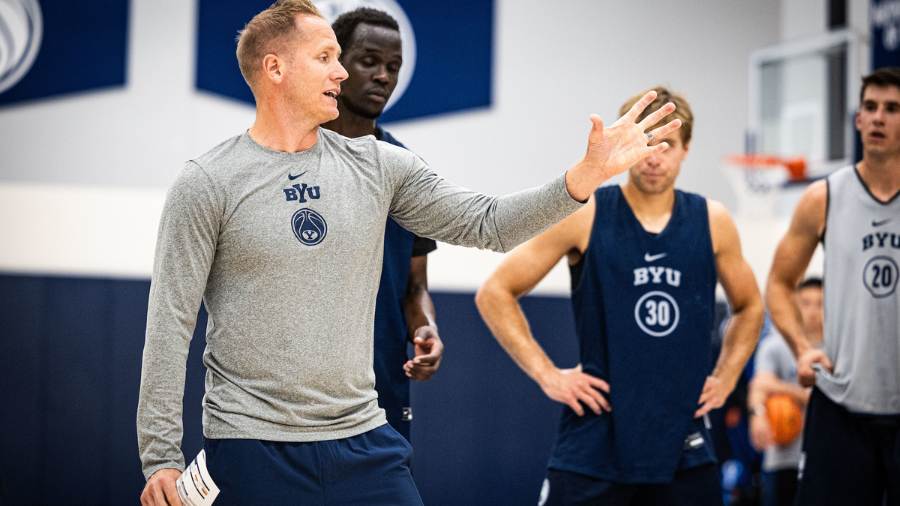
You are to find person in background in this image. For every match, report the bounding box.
[750,277,823,506]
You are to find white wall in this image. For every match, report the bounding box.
[781,0,827,39]
[0,0,783,294]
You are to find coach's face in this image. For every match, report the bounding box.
[282,15,349,124]
[338,23,402,119]
[856,84,900,157]
[629,131,688,195]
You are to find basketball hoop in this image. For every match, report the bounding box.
[722,153,810,225]
[724,154,808,193]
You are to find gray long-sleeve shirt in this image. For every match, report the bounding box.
[137,128,582,478]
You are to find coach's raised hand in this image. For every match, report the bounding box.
[565,90,681,202]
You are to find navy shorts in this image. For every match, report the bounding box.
[539,464,722,506]
[203,424,422,505]
[795,387,900,506]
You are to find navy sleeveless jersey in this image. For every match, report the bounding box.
[548,186,718,483]
[373,126,437,441]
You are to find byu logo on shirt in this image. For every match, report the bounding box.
[633,262,682,336]
[291,208,328,246]
[284,182,321,203]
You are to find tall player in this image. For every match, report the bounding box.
[323,7,442,442]
[476,87,763,505]
[766,67,900,505]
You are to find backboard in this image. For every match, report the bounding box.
[747,30,863,178]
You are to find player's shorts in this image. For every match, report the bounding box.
[760,468,798,506]
[539,464,721,506]
[795,387,900,506]
[203,423,422,505]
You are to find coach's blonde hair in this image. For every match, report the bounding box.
[619,86,694,146]
[236,0,322,87]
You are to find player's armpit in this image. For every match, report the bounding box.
[482,199,594,299]
[766,181,826,358]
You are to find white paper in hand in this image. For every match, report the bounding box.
[176,449,220,506]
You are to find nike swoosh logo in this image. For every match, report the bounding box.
[872,218,891,227]
[288,171,307,180]
[644,252,667,262]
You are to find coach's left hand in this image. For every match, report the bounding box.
[404,325,443,381]
[694,375,734,417]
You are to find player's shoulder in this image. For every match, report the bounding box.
[799,178,828,207]
[703,196,730,217]
[589,184,622,213]
[792,167,836,213]
[788,178,828,233]
[699,195,736,231]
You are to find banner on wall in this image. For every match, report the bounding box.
[0,0,494,187]
[196,0,494,122]
[872,0,900,67]
[0,0,130,106]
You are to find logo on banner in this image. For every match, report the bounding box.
[315,0,416,112]
[196,0,493,122]
[0,0,43,94]
[873,0,900,51]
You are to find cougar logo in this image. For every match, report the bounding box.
[291,208,328,246]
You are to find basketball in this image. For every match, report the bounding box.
[766,394,804,445]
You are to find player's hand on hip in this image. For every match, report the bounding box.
[566,90,681,201]
[797,348,832,387]
[404,325,443,381]
[540,365,611,416]
[749,413,774,451]
[141,468,182,506]
[694,375,733,417]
